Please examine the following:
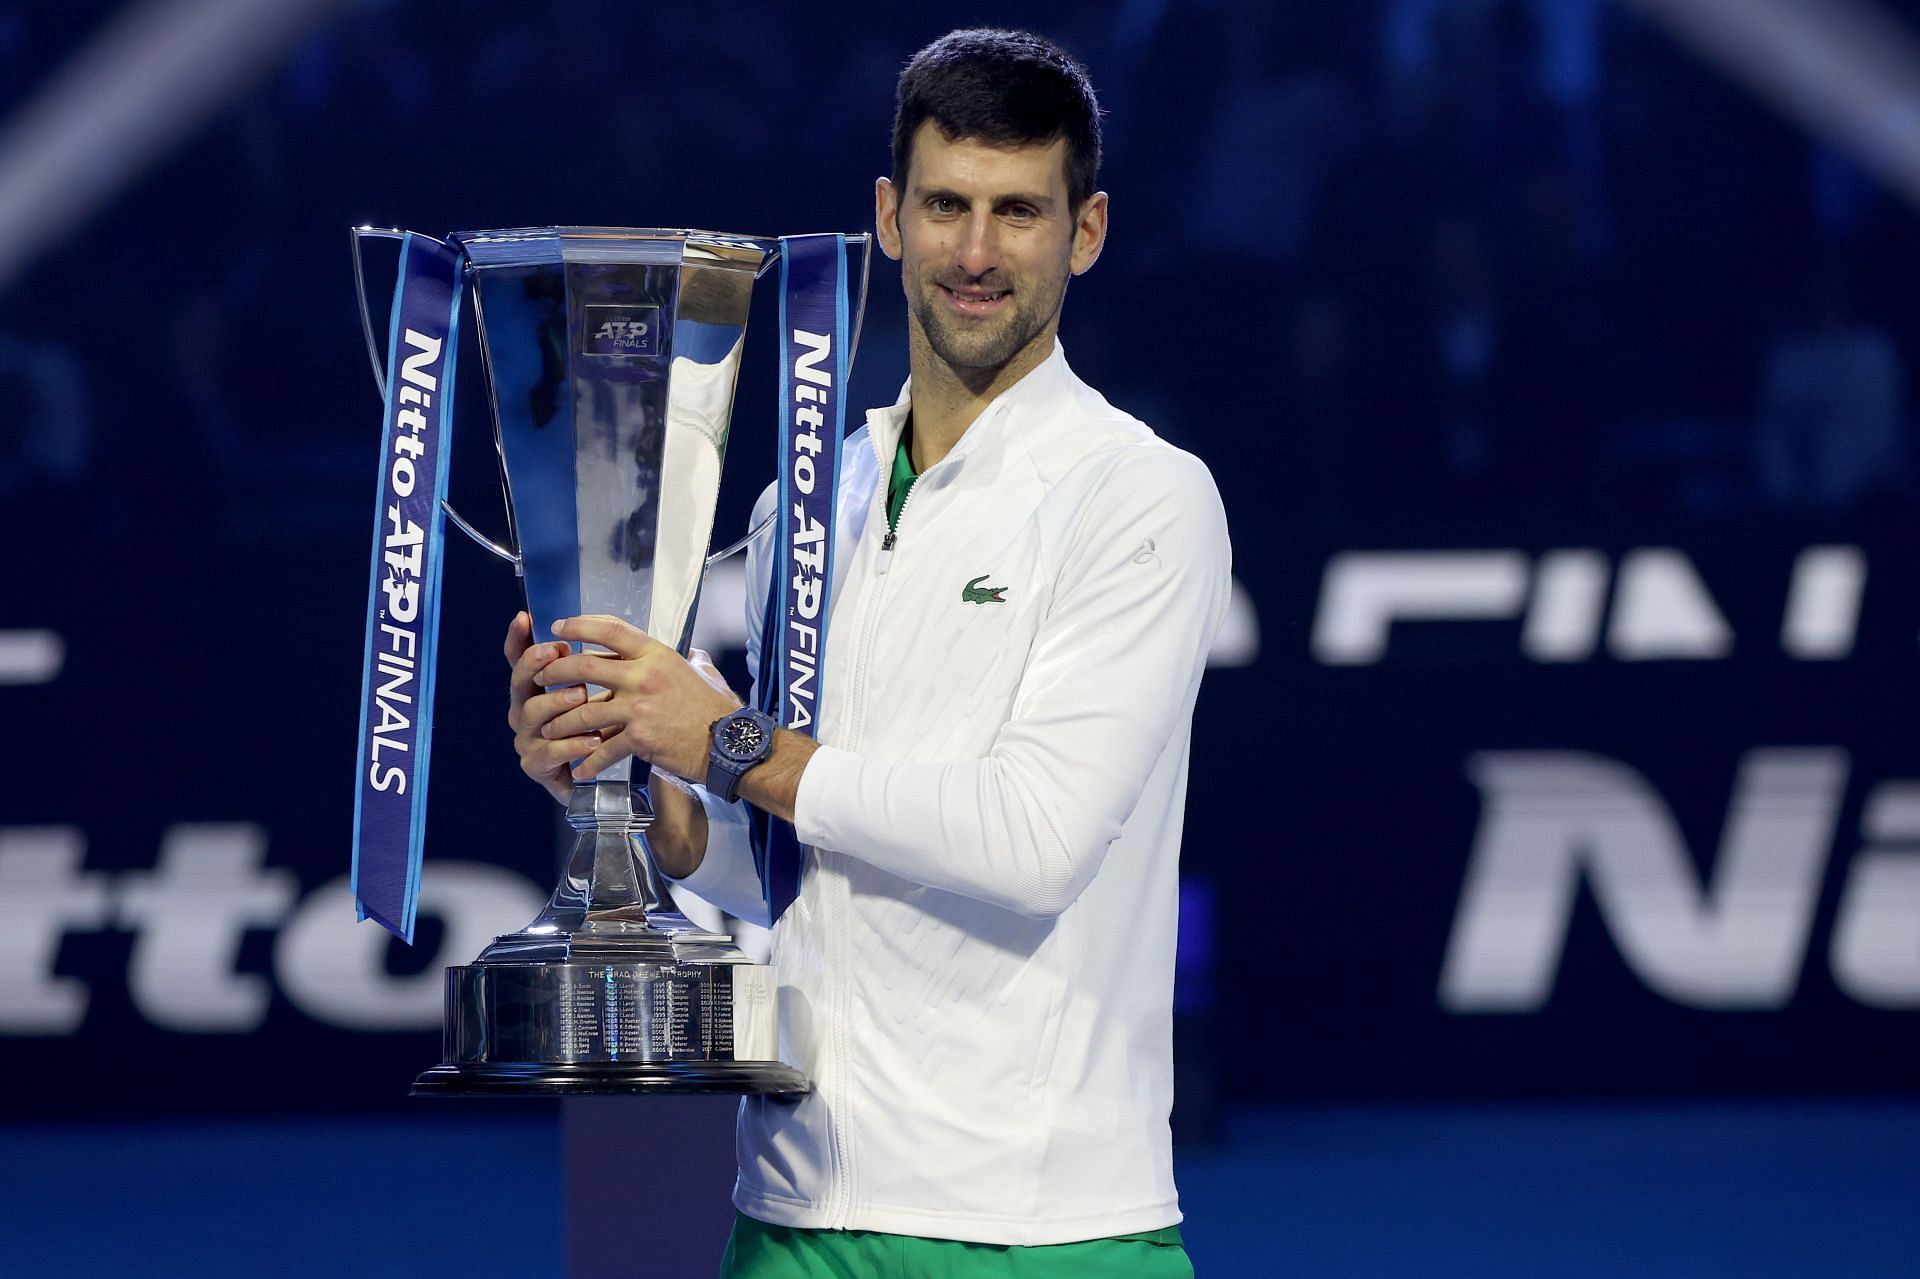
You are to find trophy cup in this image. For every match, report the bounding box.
[350,226,868,1095]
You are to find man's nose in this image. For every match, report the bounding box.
[952,212,1001,279]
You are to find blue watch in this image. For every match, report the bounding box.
[707,707,777,803]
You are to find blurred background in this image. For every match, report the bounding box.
[2,0,1917,1274]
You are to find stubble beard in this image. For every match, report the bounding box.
[909,268,1065,376]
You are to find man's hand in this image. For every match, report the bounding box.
[534,614,743,784]
[505,611,605,805]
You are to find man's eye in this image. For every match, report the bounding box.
[1005,205,1036,220]
[930,198,958,215]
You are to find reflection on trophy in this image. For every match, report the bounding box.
[349,226,866,1095]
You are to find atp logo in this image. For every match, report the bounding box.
[596,320,649,346]
[585,305,662,358]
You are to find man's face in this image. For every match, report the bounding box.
[876,122,1106,376]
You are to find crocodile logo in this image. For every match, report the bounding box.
[962,575,1009,604]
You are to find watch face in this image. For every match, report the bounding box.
[721,717,767,761]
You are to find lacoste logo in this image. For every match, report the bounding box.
[962,575,1009,604]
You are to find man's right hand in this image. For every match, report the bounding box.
[503,611,710,878]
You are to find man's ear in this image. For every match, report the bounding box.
[1069,191,1109,277]
[875,177,903,262]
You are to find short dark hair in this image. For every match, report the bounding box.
[891,29,1103,212]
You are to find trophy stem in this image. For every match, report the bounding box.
[469,779,729,963]
[562,778,668,918]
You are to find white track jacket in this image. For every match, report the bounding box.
[675,342,1232,1245]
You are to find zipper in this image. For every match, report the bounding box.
[871,410,902,575]
[824,435,944,1227]
[848,460,930,737]
[875,435,930,576]
[825,414,974,1226]
[824,456,894,1228]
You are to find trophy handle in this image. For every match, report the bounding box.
[350,225,408,400]
[847,231,875,379]
[441,498,522,569]
[705,508,776,570]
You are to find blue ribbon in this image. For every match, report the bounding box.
[351,232,464,942]
[752,234,852,920]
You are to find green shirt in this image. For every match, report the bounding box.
[886,430,918,533]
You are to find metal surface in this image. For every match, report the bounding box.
[459,226,775,703]
[416,959,805,1096]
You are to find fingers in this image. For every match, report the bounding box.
[506,612,644,799]
[572,733,637,782]
[534,651,633,691]
[519,731,603,784]
[503,611,533,665]
[509,639,572,723]
[516,683,599,733]
[541,696,628,741]
[553,614,657,659]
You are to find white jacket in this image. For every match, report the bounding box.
[677,342,1232,1245]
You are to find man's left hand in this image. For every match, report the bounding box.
[534,614,742,784]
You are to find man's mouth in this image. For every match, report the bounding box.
[937,283,1011,316]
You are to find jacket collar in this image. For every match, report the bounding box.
[863,339,1074,475]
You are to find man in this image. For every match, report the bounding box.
[505,28,1229,1276]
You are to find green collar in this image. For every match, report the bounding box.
[885,427,918,533]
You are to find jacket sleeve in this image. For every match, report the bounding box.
[792,447,1232,919]
[666,482,777,926]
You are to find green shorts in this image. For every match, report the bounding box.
[719,1212,1193,1278]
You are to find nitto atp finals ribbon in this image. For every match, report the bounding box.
[752,233,853,921]
[351,232,464,942]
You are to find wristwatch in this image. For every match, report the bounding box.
[706,707,777,803]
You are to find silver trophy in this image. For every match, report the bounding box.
[350,226,868,1095]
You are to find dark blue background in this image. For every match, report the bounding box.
[2,0,1916,1126]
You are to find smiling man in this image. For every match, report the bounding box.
[506,28,1230,1277]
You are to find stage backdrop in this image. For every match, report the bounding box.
[1,1,1915,1118]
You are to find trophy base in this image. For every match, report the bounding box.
[416,951,807,1099]
[412,1059,809,1097]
